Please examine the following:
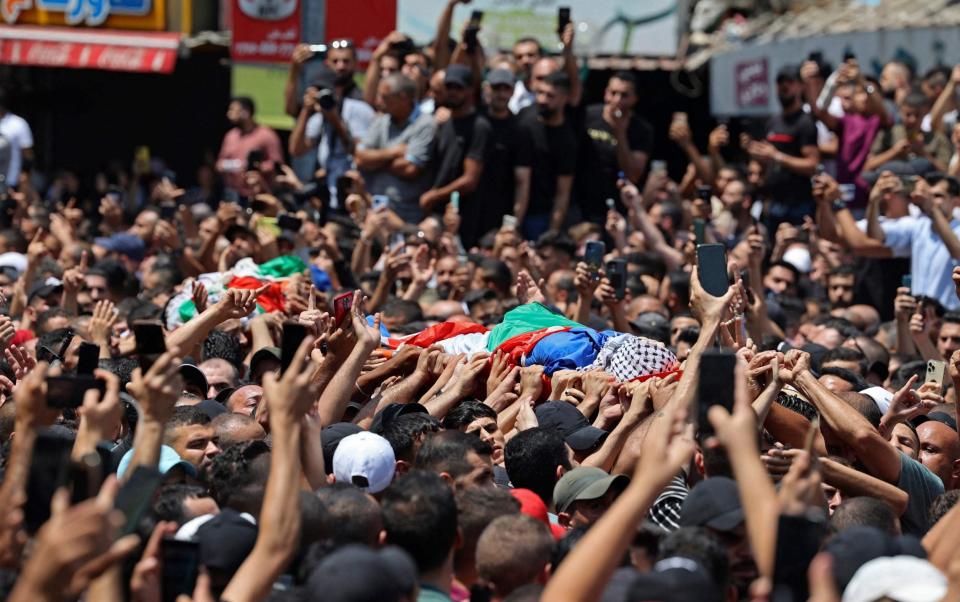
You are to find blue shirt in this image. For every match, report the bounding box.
[881,215,960,309]
[305,98,375,208]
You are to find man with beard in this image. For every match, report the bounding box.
[517,71,577,240]
[509,37,543,114]
[289,66,375,214]
[464,68,533,248]
[574,71,653,223]
[216,96,283,199]
[420,64,492,243]
[284,40,361,118]
[742,65,820,227]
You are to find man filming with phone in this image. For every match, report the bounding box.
[289,65,375,214]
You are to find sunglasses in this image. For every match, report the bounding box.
[330,39,353,50]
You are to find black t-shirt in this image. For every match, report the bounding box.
[574,104,653,222]
[430,111,491,192]
[764,110,818,206]
[468,110,533,246]
[517,106,578,216]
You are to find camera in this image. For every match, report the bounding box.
[316,88,336,111]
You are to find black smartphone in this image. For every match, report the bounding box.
[24,430,74,534]
[66,452,104,506]
[697,349,736,439]
[902,274,912,290]
[273,162,285,176]
[842,47,856,61]
[557,6,571,35]
[606,259,627,301]
[77,341,100,376]
[808,50,824,64]
[133,321,166,372]
[584,241,605,276]
[114,466,164,536]
[696,244,729,297]
[693,218,706,245]
[250,198,270,214]
[464,25,479,53]
[281,322,309,373]
[470,9,483,24]
[46,375,107,409]
[246,149,265,172]
[277,213,303,232]
[161,538,200,602]
[335,175,353,207]
[696,185,712,203]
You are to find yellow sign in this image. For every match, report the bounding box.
[1,0,166,31]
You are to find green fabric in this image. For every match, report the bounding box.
[256,255,307,278]
[486,302,581,350]
[178,300,197,323]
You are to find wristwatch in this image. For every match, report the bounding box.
[831,198,847,212]
[865,84,876,95]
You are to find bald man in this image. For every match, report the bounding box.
[917,421,960,490]
[226,384,263,416]
[212,412,266,447]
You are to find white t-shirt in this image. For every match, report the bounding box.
[0,112,33,185]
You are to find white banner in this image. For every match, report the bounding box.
[710,27,960,116]
[397,0,679,57]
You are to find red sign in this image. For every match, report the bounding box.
[0,26,179,73]
[325,1,396,69]
[735,58,769,108]
[231,0,300,63]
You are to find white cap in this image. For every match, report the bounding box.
[0,252,27,274]
[859,386,893,414]
[782,245,811,273]
[842,556,946,602]
[333,431,396,494]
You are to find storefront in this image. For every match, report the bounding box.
[0,0,230,186]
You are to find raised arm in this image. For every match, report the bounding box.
[222,337,319,602]
[123,349,184,477]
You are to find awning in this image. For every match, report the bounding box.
[0,26,180,74]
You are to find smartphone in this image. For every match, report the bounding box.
[277,213,303,232]
[584,241,606,276]
[470,9,484,24]
[114,466,163,536]
[696,244,729,297]
[250,198,270,214]
[696,185,712,203]
[926,360,946,393]
[557,6,571,35]
[372,194,390,212]
[902,274,912,291]
[77,341,100,376]
[606,259,627,300]
[24,431,75,533]
[390,232,406,251]
[606,198,616,210]
[246,149,265,172]
[450,190,460,212]
[46,375,107,409]
[464,25,480,53]
[808,51,824,64]
[842,48,856,61]
[160,203,177,221]
[161,539,200,602]
[280,322,309,373]
[693,218,706,245]
[651,160,667,174]
[333,291,353,325]
[901,176,916,195]
[672,111,689,125]
[64,452,105,507]
[502,214,518,230]
[133,321,166,372]
[308,43,328,58]
[336,175,353,207]
[697,349,736,439]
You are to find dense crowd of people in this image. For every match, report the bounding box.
[2,1,960,601]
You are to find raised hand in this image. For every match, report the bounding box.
[192,281,208,315]
[881,375,941,432]
[5,345,37,381]
[77,370,123,444]
[214,286,268,320]
[777,349,812,384]
[487,351,512,397]
[61,250,88,294]
[519,365,545,401]
[13,362,58,430]
[0,315,15,350]
[262,335,321,422]
[516,270,546,305]
[89,300,118,348]
[126,348,184,424]
[129,520,179,602]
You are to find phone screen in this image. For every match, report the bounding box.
[46,375,107,409]
[697,349,736,439]
[280,322,309,373]
[333,292,353,325]
[133,321,166,372]
[693,218,706,245]
[696,244,730,297]
[584,241,605,274]
[162,539,200,602]
[77,342,100,376]
[24,431,75,534]
[606,259,627,300]
[277,213,303,232]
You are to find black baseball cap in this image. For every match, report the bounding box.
[370,402,428,434]
[535,401,608,452]
[626,557,723,602]
[913,411,958,431]
[179,363,209,398]
[196,508,258,575]
[444,63,473,88]
[679,477,744,532]
[824,526,925,591]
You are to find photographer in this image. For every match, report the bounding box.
[289,66,375,213]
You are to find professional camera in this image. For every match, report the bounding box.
[316,88,336,111]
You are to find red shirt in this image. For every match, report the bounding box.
[217,124,283,196]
